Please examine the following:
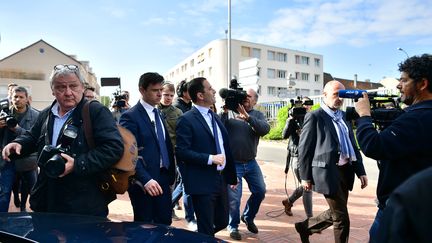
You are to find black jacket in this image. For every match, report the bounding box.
[173,97,191,113]
[14,98,123,216]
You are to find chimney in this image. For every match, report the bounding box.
[354,74,357,88]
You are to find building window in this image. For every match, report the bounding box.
[314,90,321,95]
[208,67,212,76]
[190,59,194,67]
[277,70,287,79]
[277,52,287,62]
[267,86,276,96]
[208,48,212,58]
[198,53,205,64]
[295,55,300,64]
[267,68,276,79]
[301,56,309,65]
[301,72,309,81]
[252,48,261,58]
[295,72,300,79]
[267,50,275,61]
[241,46,250,57]
[300,89,310,96]
[314,58,320,67]
[314,74,320,82]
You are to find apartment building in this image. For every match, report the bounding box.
[0,40,99,110]
[164,39,323,104]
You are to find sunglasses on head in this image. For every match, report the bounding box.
[54,64,79,71]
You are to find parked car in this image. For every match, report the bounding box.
[0,212,226,243]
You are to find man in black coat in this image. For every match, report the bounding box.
[355,54,432,243]
[295,80,368,243]
[2,64,123,216]
[176,77,237,236]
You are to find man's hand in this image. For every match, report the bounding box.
[212,154,226,167]
[301,180,312,191]
[144,179,163,196]
[230,177,240,190]
[58,153,75,178]
[0,119,7,129]
[354,92,372,117]
[236,104,249,121]
[359,175,368,189]
[2,142,22,161]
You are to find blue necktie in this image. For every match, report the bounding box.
[153,108,170,169]
[209,110,221,154]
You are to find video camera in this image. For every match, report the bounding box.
[219,79,248,111]
[112,90,127,108]
[0,99,18,128]
[288,97,313,128]
[339,90,404,130]
[38,124,78,178]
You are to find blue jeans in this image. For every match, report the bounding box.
[369,208,384,243]
[172,167,195,222]
[228,159,266,230]
[0,162,16,212]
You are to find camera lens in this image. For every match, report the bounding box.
[44,154,66,178]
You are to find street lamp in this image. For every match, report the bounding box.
[397,47,409,58]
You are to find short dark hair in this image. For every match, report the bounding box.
[12,86,29,97]
[176,80,188,97]
[188,77,206,103]
[139,72,164,90]
[399,54,432,92]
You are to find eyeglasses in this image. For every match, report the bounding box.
[54,64,79,71]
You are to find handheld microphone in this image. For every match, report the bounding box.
[338,90,367,99]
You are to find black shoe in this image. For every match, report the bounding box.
[241,215,258,234]
[295,221,310,243]
[13,196,21,208]
[229,229,242,240]
[282,199,293,216]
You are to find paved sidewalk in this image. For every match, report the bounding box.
[106,160,377,242]
[9,146,377,242]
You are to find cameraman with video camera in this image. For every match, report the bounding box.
[0,86,39,212]
[355,54,432,242]
[111,90,130,122]
[2,64,123,216]
[220,88,270,240]
[281,97,313,218]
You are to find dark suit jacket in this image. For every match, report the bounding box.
[120,101,175,186]
[175,107,237,195]
[298,108,366,195]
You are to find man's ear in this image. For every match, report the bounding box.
[197,92,204,101]
[418,78,429,91]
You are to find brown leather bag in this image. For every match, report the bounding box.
[82,100,138,194]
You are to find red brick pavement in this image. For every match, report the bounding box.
[9,157,377,243]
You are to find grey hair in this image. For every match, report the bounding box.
[49,66,86,89]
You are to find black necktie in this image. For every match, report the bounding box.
[153,108,170,169]
[209,110,221,154]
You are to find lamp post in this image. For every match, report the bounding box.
[397,47,409,58]
[227,0,232,87]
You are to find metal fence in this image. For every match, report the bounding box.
[259,88,399,121]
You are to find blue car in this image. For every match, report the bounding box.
[0,212,226,243]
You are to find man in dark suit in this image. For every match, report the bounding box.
[120,72,175,225]
[175,77,237,236]
[295,80,368,243]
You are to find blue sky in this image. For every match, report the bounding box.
[1,0,431,102]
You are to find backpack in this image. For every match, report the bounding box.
[82,100,138,194]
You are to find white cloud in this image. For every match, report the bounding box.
[237,0,432,48]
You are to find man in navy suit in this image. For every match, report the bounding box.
[176,77,237,236]
[120,72,175,225]
[295,80,368,243]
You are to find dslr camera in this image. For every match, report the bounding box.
[219,79,248,111]
[339,90,404,130]
[112,90,127,108]
[37,124,78,178]
[0,99,18,128]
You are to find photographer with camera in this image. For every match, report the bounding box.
[354,54,432,242]
[111,90,130,122]
[2,64,123,216]
[281,97,313,218]
[0,86,39,212]
[220,88,270,240]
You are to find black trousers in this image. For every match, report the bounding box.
[304,164,351,243]
[191,174,229,236]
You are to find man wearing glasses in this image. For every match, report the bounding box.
[2,64,123,216]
